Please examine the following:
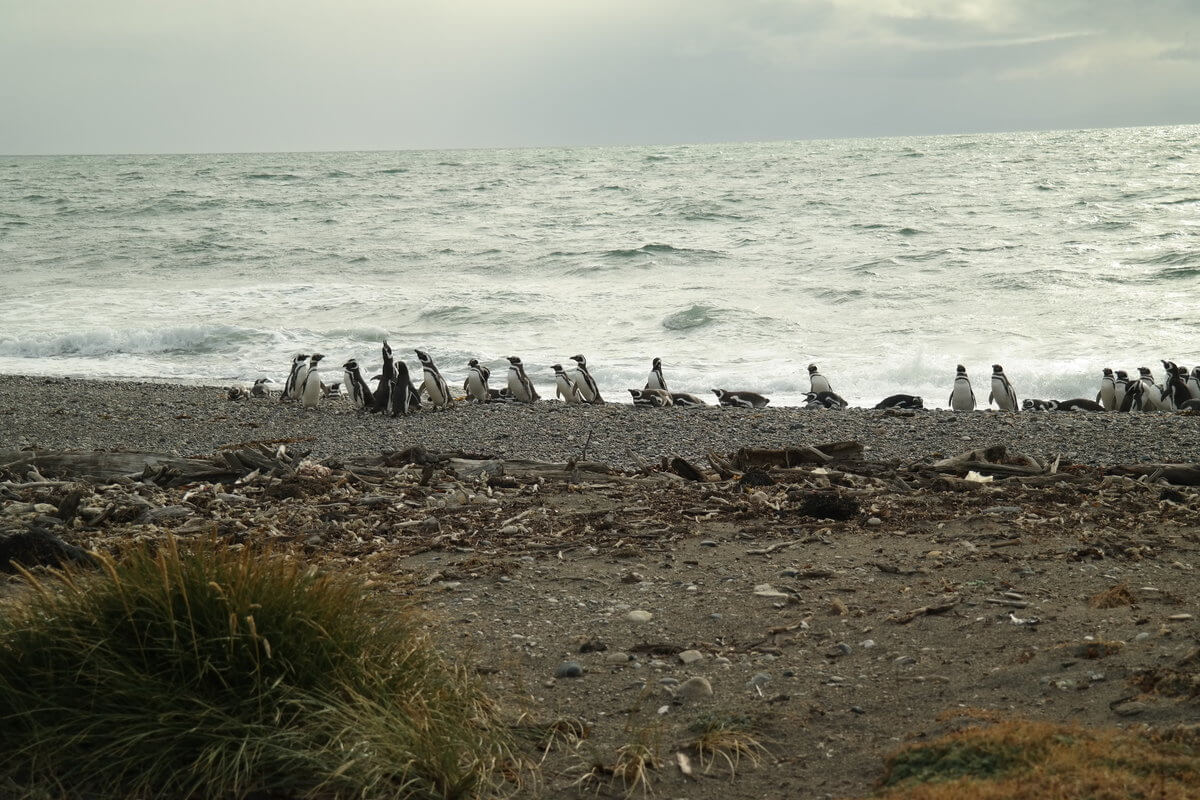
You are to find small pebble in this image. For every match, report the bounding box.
[678,649,703,665]
[625,609,653,623]
[554,661,584,679]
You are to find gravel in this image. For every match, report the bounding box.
[1,375,1197,466]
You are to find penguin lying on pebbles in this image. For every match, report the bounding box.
[629,388,672,407]
[1052,398,1105,412]
[875,394,923,409]
[804,391,848,410]
[1022,399,1055,411]
[712,389,770,408]
[669,392,707,407]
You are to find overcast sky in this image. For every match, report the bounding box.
[2,0,1198,154]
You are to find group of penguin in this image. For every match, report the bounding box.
[236,346,1200,414]
[950,362,1200,413]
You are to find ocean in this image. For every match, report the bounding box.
[2,125,1198,407]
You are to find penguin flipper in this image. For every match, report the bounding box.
[987,391,994,405]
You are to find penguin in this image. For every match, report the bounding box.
[804,391,848,410]
[1119,376,1144,412]
[875,394,924,410]
[281,353,309,401]
[1165,361,1190,409]
[1021,398,1055,411]
[388,361,423,416]
[322,381,341,399]
[1114,370,1130,410]
[250,377,272,398]
[1136,367,1166,411]
[506,356,540,403]
[464,359,491,402]
[553,364,585,403]
[1187,366,1200,401]
[342,359,375,410]
[669,392,708,407]
[569,354,604,404]
[226,385,249,401]
[1097,368,1116,410]
[371,341,395,413]
[712,389,770,408]
[645,357,668,393]
[1054,398,1105,412]
[988,364,1018,411]
[629,388,672,407]
[300,354,325,409]
[949,365,975,411]
[416,349,452,408]
[1179,398,1200,411]
[807,364,832,395]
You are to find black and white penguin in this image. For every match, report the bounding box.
[669,392,708,407]
[1165,361,1190,409]
[553,364,585,403]
[949,365,975,411]
[1022,398,1054,411]
[506,356,540,403]
[371,341,395,413]
[388,361,423,416]
[804,391,848,410]
[281,353,309,401]
[629,388,672,407]
[712,389,770,408]
[300,354,325,409]
[1054,398,1106,412]
[1179,398,1200,411]
[645,357,668,393]
[1114,370,1130,410]
[807,364,832,395]
[250,377,272,398]
[322,381,341,399]
[1187,367,1200,401]
[226,385,249,401]
[342,359,375,410]
[1096,368,1116,411]
[1135,366,1166,411]
[875,394,924,410]
[988,364,1018,412]
[416,349,452,408]
[464,359,491,402]
[569,354,604,404]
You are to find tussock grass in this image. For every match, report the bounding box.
[873,717,1200,799]
[0,538,513,799]
[1089,582,1136,608]
[682,712,768,777]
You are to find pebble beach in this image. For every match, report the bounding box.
[2,374,1197,466]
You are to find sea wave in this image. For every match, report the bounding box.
[0,325,268,358]
[661,304,720,331]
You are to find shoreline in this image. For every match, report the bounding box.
[2,374,1197,467]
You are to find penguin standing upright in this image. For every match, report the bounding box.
[1187,366,1200,400]
[300,354,325,409]
[464,359,491,402]
[1165,361,1190,409]
[342,359,375,410]
[569,354,604,404]
[1097,368,1116,411]
[1136,366,1166,411]
[949,365,976,411]
[389,360,423,416]
[372,341,394,413]
[1114,370,1130,410]
[807,364,832,395]
[645,358,668,392]
[553,365,584,403]
[281,353,309,401]
[416,349,452,408]
[988,364,1018,411]
[506,356,539,403]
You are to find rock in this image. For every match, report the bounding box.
[625,609,653,623]
[866,517,883,526]
[605,652,631,665]
[678,649,703,665]
[658,677,680,687]
[676,676,713,699]
[700,540,718,547]
[554,661,584,679]
[747,672,771,689]
[754,583,791,599]
[851,705,865,715]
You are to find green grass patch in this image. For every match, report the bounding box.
[0,538,513,799]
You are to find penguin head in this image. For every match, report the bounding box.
[552,364,565,374]
[415,349,431,365]
[468,358,479,367]
[253,377,272,385]
[651,357,662,369]
[1138,366,1151,376]
[911,396,924,407]
[343,359,358,370]
[1102,367,1112,376]
[956,364,966,374]
[807,364,818,374]
[309,354,325,364]
[1116,370,1128,379]
[381,341,392,357]
[992,364,1003,373]
[396,362,411,377]
[507,356,522,365]
[570,354,586,365]
[295,354,309,362]
[711,389,724,397]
